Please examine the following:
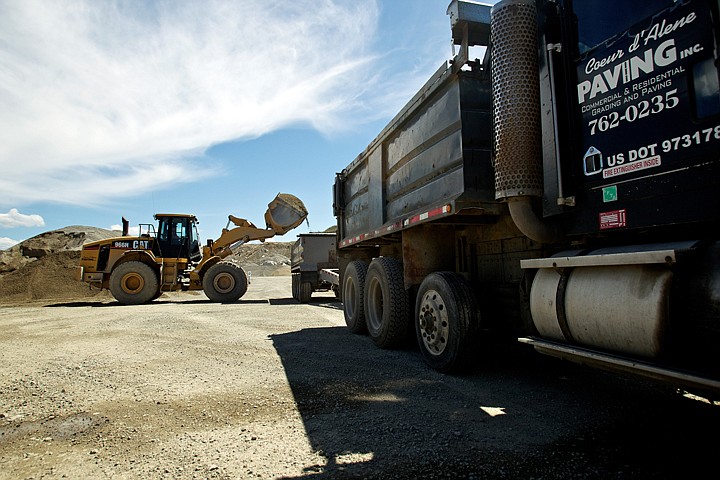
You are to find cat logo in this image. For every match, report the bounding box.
[112,240,151,249]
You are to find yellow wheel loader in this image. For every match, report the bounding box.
[76,193,307,305]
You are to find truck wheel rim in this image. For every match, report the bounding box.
[121,272,145,294]
[418,289,448,356]
[213,273,235,293]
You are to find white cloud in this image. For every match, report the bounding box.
[110,224,140,236]
[0,208,46,228]
[0,0,398,208]
[0,237,19,250]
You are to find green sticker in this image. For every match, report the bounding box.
[603,186,618,202]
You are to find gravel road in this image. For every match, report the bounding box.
[1,276,719,479]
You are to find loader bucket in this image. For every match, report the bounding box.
[265,193,308,235]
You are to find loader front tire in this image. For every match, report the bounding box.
[109,261,159,305]
[203,262,248,303]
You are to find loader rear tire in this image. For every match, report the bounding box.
[109,261,159,305]
[203,262,248,303]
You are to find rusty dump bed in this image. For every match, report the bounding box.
[335,64,500,248]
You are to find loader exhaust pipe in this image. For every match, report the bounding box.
[491,0,561,243]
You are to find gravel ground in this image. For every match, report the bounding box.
[1,276,719,479]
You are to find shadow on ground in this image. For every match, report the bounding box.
[271,326,720,479]
[44,298,270,308]
[269,297,342,310]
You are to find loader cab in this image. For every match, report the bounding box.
[154,214,202,262]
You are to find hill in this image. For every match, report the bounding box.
[0,225,118,275]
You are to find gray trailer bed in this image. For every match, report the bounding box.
[290,233,338,303]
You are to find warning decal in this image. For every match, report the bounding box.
[599,209,627,230]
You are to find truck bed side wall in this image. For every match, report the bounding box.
[339,71,497,242]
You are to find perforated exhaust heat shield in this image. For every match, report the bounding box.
[491,0,543,199]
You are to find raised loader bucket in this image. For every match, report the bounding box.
[264,193,308,235]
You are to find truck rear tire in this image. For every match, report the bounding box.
[291,273,299,300]
[415,272,480,372]
[365,257,409,348]
[343,261,369,334]
[109,261,159,305]
[203,262,248,303]
[299,281,312,303]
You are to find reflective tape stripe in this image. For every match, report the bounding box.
[339,204,452,247]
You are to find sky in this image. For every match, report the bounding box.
[0,0,495,249]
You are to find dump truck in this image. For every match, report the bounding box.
[333,0,720,395]
[77,193,307,304]
[290,232,339,303]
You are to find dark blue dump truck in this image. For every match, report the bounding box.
[332,0,720,396]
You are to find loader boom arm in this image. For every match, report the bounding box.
[195,193,308,271]
[208,217,276,259]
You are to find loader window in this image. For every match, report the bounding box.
[158,219,170,243]
[574,0,676,55]
[156,217,184,258]
[173,220,185,246]
[156,216,199,260]
[189,223,201,262]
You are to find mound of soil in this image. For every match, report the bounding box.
[0,226,117,275]
[0,250,112,303]
[232,242,293,277]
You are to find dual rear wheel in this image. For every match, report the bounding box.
[291,273,313,303]
[342,260,368,333]
[364,257,409,348]
[342,258,479,372]
[415,272,479,372]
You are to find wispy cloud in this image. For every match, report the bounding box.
[109,224,139,236]
[0,208,46,228]
[0,237,19,250]
[0,0,396,207]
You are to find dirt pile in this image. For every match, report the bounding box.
[0,226,294,304]
[232,242,293,277]
[0,226,117,275]
[0,226,118,303]
[0,250,111,303]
